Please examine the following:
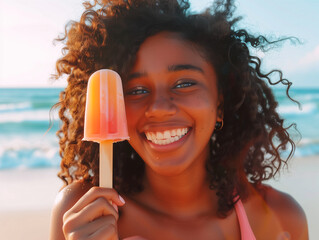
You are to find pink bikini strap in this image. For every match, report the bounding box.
[234,198,256,240]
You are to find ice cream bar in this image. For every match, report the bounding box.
[83,69,129,188]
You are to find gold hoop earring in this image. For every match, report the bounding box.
[215,120,224,131]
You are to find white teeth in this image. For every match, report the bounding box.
[176,129,182,135]
[145,132,152,140]
[171,129,176,136]
[151,132,156,139]
[145,128,189,145]
[156,132,163,139]
[164,130,171,138]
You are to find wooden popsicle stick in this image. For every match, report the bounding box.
[100,140,113,188]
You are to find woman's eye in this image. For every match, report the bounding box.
[174,81,196,89]
[126,87,148,95]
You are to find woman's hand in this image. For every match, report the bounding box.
[62,187,125,240]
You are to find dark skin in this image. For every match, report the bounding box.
[50,32,308,240]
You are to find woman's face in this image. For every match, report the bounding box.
[124,32,223,176]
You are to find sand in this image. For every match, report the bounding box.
[0,156,318,240]
[0,168,62,240]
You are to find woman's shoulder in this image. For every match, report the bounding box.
[260,184,306,220]
[49,180,93,240]
[257,184,309,239]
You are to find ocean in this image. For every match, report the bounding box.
[0,87,318,170]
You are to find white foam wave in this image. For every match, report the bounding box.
[297,138,319,147]
[0,136,59,157]
[298,94,319,102]
[0,102,32,111]
[0,109,59,123]
[0,135,60,169]
[277,103,316,114]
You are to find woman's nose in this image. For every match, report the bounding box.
[145,94,177,119]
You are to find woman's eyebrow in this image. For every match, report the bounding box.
[168,64,204,73]
[127,72,146,81]
[127,64,204,81]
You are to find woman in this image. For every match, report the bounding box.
[50,0,308,239]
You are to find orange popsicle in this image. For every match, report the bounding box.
[83,69,129,188]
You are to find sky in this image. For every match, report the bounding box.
[0,0,318,88]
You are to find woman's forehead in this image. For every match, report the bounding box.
[131,32,211,72]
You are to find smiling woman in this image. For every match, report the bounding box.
[49,0,308,239]
[124,32,221,176]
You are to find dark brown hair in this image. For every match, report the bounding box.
[53,0,299,216]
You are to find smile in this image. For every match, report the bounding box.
[145,128,190,145]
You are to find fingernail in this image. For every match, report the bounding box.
[119,195,125,204]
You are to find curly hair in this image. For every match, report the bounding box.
[53,0,299,217]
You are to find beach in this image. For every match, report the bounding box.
[0,168,61,240]
[0,156,318,240]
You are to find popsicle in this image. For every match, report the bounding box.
[83,69,129,188]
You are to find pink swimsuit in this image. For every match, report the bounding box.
[124,198,256,240]
[234,199,256,240]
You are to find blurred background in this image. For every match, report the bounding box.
[0,0,318,239]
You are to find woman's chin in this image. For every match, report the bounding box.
[144,158,191,177]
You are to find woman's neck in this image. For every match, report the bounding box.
[138,155,218,219]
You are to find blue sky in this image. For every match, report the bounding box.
[0,0,318,88]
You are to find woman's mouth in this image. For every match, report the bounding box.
[144,128,190,145]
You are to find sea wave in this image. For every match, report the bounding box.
[0,136,60,169]
[294,144,319,157]
[0,101,57,113]
[277,103,317,115]
[280,137,319,158]
[0,102,32,112]
[0,109,59,123]
[297,138,319,147]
